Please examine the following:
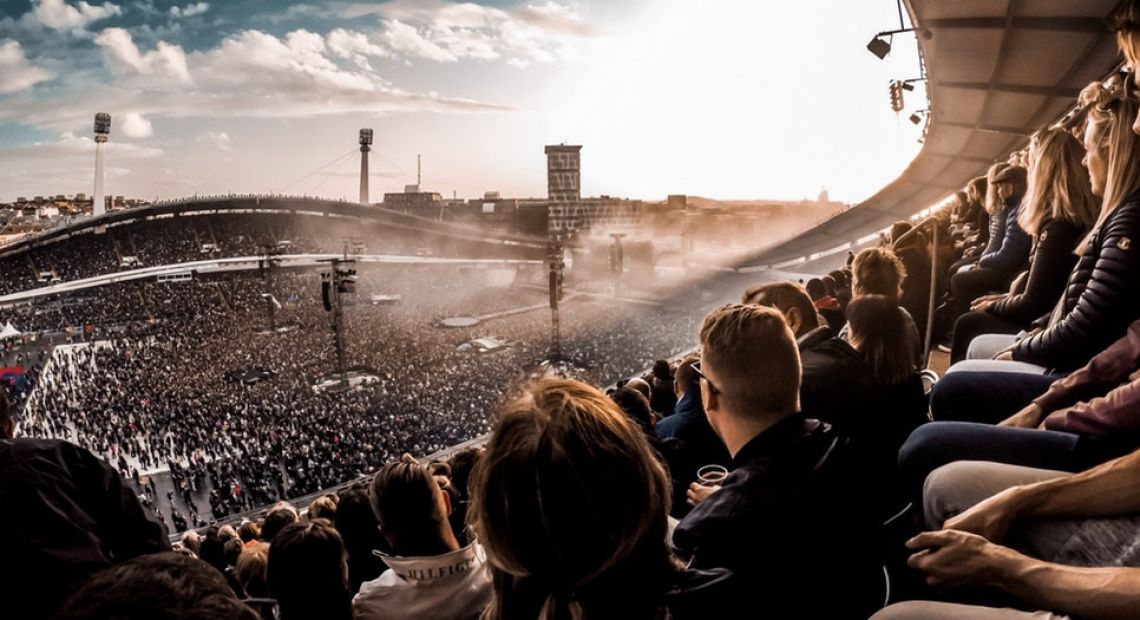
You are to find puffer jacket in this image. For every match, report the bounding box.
[988,217,1085,325]
[979,201,1008,257]
[1012,199,1140,371]
[978,196,1031,273]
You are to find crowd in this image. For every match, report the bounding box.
[13,264,701,530]
[7,4,1140,619]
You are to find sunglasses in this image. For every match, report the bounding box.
[691,360,720,395]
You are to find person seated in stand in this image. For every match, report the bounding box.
[742,281,879,426]
[844,247,924,365]
[806,277,845,331]
[471,378,730,620]
[899,316,1140,500]
[953,80,1140,375]
[874,445,1140,620]
[949,128,1099,364]
[269,520,352,620]
[672,304,882,619]
[353,454,491,620]
[648,359,678,417]
[51,553,260,620]
[0,390,171,620]
[656,355,731,518]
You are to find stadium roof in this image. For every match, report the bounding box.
[736,0,1125,271]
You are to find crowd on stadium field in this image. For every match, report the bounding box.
[10,4,1140,620]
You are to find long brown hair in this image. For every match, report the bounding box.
[845,295,916,387]
[1019,128,1099,237]
[471,378,675,620]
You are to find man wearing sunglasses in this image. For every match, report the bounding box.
[671,304,883,619]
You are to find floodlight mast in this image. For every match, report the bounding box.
[93,113,111,216]
[359,128,373,205]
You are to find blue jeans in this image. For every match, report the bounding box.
[930,371,1058,423]
[897,422,1136,497]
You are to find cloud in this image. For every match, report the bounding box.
[326,28,390,69]
[0,40,55,94]
[168,2,208,18]
[196,130,230,150]
[381,19,457,63]
[94,27,192,85]
[33,0,122,31]
[370,0,592,67]
[0,131,162,162]
[0,28,512,132]
[120,111,153,138]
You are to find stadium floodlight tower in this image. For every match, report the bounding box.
[359,128,373,205]
[93,113,111,217]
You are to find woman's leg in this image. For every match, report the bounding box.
[950,311,1023,364]
[929,371,1056,423]
[966,334,1021,360]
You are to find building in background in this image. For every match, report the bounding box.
[545,144,582,234]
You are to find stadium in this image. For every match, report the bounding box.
[4,1,1140,619]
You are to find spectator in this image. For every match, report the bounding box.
[0,389,170,620]
[847,247,923,363]
[261,503,299,543]
[236,542,270,599]
[309,495,338,521]
[742,281,879,428]
[268,520,351,620]
[876,446,1140,619]
[239,521,261,548]
[950,128,1099,363]
[648,359,677,416]
[51,553,260,620]
[353,454,490,620]
[446,447,483,546]
[610,386,657,437]
[334,488,388,596]
[472,378,730,620]
[806,277,845,331]
[671,304,882,619]
[655,355,731,518]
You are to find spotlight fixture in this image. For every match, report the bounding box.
[866,28,916,60]
[909,109,930,125]
[867,35,892,59]
[901,82,915,92]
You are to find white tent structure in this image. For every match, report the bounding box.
[0,322,21,340]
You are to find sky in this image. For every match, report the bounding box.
[0,0,928,204]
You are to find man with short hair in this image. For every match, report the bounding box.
[655,355,731,517]
[260,502,299,543]
[671,304,881,619]
[0,389,171,619]
[742,281,878,427]
[353,454,491,620]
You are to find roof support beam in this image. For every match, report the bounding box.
[935,81,1081,98]
[938,120,1028,136]
[922,16,1107,33]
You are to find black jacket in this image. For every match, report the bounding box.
[1013,199,1140,370]
[799,326,880,424]
[656,391,731,518]
[980,201,1008,257]
[0,438,170,619]
[672,414,883,620]
[988,218,1085,325]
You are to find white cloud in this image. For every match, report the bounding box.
[196,130,230,150]
[371,0,592,67]
[0,132,162,162]
[381,19,457,63]
[169,2,209,18]
[326,28,390,69]
[33,0,122,31]
[0,40,55,94]
[94,27,192,85]
[120,111,153,138]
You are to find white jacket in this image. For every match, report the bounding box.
[352,544,492,620]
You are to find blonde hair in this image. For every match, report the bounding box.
[699,304,800,415]
[1081,84,1140,251]
[1019,128,1099,237]
[472,378,674,620]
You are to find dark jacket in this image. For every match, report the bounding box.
[978,196,1031,273]
[671,414,882,620]
[799,326,880,424]
[656,391,731,518]
[979,201,1008,257]
[1,437,170,619]
[1013,199,1140,371]
[988,218,1085,325]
